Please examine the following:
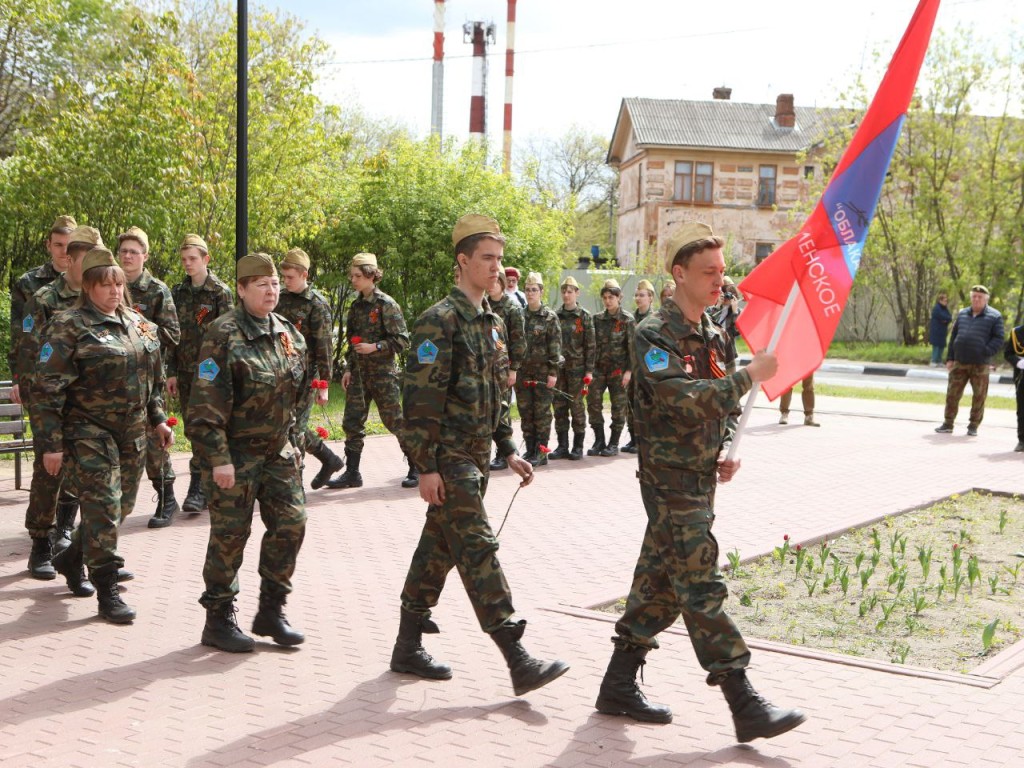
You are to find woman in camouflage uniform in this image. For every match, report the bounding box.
[187,253,308,653]
[622,279,656,454]
[38,247,173,624]
[512,272,561,466]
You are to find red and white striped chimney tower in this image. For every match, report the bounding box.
[464,21,495,142]
[430,0,445,137]
[502,0,516,174]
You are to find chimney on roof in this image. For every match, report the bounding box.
[712,86,732,100]
[775,93,795,127]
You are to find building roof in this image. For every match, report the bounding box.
[607,97,849,164]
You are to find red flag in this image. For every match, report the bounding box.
[736,0,941,400]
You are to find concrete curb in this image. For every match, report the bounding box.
[738,356,1016,385]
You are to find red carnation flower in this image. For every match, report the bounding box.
[316,426,329,439]
[794,544,803,552]
[166,416,179,427]
[538,445,551,454]
[783,534,790,541]
[351,336,363,345]
[583,374,593,385]
[612,368,622,376]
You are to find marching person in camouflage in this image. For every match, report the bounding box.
[487,270,526,471]
[37,246,173,623]
[325,252,415,489]
[595,222,806,743]
[587,279,635,457]
[118,226,183,528]
[660,281,674,305]
[188,253,308,653]
[19,224,98,580]
[549,275,595,461]
[622,279,656,454]
[512,272,560,467]
[166,234,234,516]
[390,213,568,697]
[275,247,345,489]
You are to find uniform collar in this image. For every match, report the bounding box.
[54,274,79,299]
[449,287,485,321]
[237,307,287,340]
[355,286,383,304]
[286,286,313,300]
[660,297,711,341]
[80,303,126,328]
[130,269,153,290]
[559,304,583,315]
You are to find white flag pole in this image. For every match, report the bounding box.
[726,281,801,461]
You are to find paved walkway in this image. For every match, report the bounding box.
[1,395,1023,767]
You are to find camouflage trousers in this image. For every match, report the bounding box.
[554,365,588,434]
[514,371,554,444]
[199,448,307,608]
[587,369,629,431]
[943,362,989,428]
[23,392,76,538]
[294,388,324,456]
[62,417,147,571]
[178,370,201,475]
[614,483,750,683]
[343,367,406,455]
[400,445,515,634]
[144,422,175,483]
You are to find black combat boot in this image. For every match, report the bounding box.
[521,438,537,465]
[148,479,179,529]
[51,496,78,555]
[490,449,508,470]
[309,442,344,489]
[490,619,570,696]
[595,646,673,723]
[548,431,570,460]
[252,592,305,646]
[390,608,453,679]
[28,536,56,580]
[202,600,255,653]
[91,563,136,623]
[718,669,807,743]
[620,427,638,454]
[600,428,621,457]
[401,454,420,488]
[569,432,585,461]
[531,435,549,467]
[587,425,607,456]
[325,449,363,488]
[182,472,206,515]
[51,537,95,597]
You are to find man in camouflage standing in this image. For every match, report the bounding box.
[622,279,656,454]
[587,278,635,457]
[549,276,595,461]
[594,222,806,743]
[487,271,526,471]
[18,224,99,580]
[275,247,345,488]
[389,213,568,697]
[118,226,183,528]
[513,272,561,466]
[325,252,415,489]
[166,234,234,515]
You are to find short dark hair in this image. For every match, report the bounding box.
[67,242,92,258]
[670,236,725,271]
[356,264,383,283]
[454,232,506,261]
[600,286,622,298]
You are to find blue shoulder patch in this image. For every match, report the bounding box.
[417,339,439,364]
[22,315,34,333]
[644,346,669,373]
[38,342,53,363]
[197,357,220,382]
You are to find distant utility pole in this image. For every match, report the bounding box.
[464,20,495,143]
[236,0,248,263]
[502,0,516,175]
[431,0,445,137]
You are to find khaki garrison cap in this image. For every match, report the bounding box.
[452,213,501,247]
[180,233,209,252]
[118,226,149,252]
[82,246,116,273]
[561,276,581,290]
[636,279,655,293]
[970,284,989,295]
[601,278,621,292]
[237,252,277,279]
[524,271,544,287]
[663,222,715,272]
[51,215,77,233]
[351,252,378,269]
[282,247,311,270]
[68,225,103,248]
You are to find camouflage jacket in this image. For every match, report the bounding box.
[520,305,561,378]
[489,293,526,371]
[593,308,636,373]
[556,304,596,370]
[167,271,234,377]
[344,287,409,375]
[404,287,515,474]
[634,308,653,325]
[9,261,61,380]
[276,286,333,382]
[633,301,751,492]
[127,269,181,355]
[186,307,307,468]
[32,304,166,452]
[16,274,80,397]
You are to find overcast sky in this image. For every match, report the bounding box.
[269,0,1017,150]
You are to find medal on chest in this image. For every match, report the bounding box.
[195,305,211,324]
[369,307,380,324]
[280,332,296,358]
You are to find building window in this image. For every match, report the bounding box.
[757,165,777,207]
[737,165,753,173]
[674,161,713,203]
[755,242,774,263]
[804,165,815,178]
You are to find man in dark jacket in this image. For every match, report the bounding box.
[1004,323,1024,452]
[928,293,952,366]
[935,285,1004,437]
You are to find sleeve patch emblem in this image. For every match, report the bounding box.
[197,357,220,381]
[22,315,34,333]
[38,342,53,363]
[417,339,439,364]
[645,346,669,373]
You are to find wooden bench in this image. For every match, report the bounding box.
[1,380,32,490]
